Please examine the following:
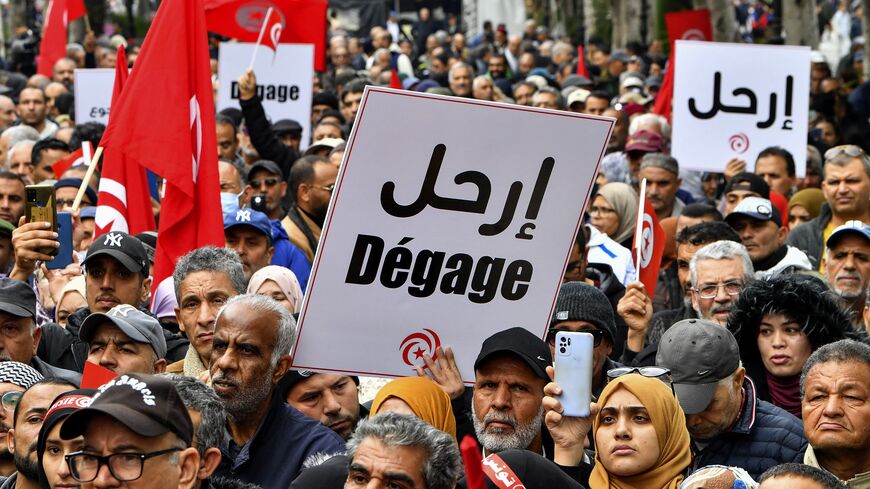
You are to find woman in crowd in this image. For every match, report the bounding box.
[37,388,96,489]
[589,183,639,249]
[370,376,457,442]
[728,274,855,418]
[247,265,304,313]
[54,276,86,327]
[787,188,826,229]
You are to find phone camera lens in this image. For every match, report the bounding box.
[559,347,566,354]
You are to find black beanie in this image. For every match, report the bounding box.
[550,281,617,344]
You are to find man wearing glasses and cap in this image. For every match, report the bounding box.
[787,145,870,270]
[656,319,806,479]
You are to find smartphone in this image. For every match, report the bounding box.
[250,194,267,213]
[554,331,593,417]
[46,212,73,270]
[25,185,58,256]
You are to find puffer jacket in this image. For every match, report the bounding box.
[691,377,807,480]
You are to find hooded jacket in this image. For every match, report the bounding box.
[753,245,813,279]
[785,202,833,268]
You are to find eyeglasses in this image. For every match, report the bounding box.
[56,199,92,208]
[65,447,182,482]
[313,183,335,193]
[0,391,21,411]
[546,328,606,347]
[824,144,866,161]
[250,177,279,188]
[607,366,675,395]
[693,281,743,299]
[588,206,616,216]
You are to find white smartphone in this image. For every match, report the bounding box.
[554,331,593,417]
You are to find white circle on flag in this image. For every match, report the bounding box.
[640,214,655,268]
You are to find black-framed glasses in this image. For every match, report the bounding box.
[313,183,335,193]
[546,328,606,347]
[250,177,280,188]
[0,391,21,411]
[607,366,676,395]
[693,281,742,299]
[65,447,182,482]
[824,144,866,161]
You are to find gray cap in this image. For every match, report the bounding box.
[655,319,740,415]
[0,278,36,319]
[80,305,167,359]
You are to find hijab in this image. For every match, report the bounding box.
[370,377,457,442]
[788,188,826,221]
[247,265,304,313]
[596,183,639,245]
[590,374,691,489]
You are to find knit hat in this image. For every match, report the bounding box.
[550,282,617,344]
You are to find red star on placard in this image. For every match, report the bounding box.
[413,347,425,359]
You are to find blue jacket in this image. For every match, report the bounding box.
[216,395,345,489]
[692,377,807,479]
[270,219,311,292]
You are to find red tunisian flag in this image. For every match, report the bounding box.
[632,180,665,297]
[204,0,327,71]
[99,0,223,306]
[575,45,590,78]
[37,0,87,76]
[653,9,712,120]
[51,142,90,178]
[94,45,156,239]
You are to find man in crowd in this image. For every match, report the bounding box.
[80,304,168,374]
[15,88,56,139]
[29,138,68,184]
[60,373,201,489]
[0,363,42,477]
[639,153,684,220]
[675,203,722,234]
[725,197,812,278]
[657,320,806,479]
[723,172,770,215]
[344,413,462,489]
[801,340,870,485]
[2,379,76,489]
[223,207,274,282]
[0,173,25,226]
[271,119,303,153]
[0,127,38,170]
[216,115,241,164]
[788,145,870,269]
[448,62,474,98]
[823,221,870,328]
[210,294,345,487]
[0,98,15,133]
[282,155,338,265]
[283,370,366,440]
[755,146,797,198]
[688,241,754,326]
[168,247,245,377]
[51,58,76,89]
[6,142,35,182]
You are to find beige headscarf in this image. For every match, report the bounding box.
[246,266,304,313]
[596,183,639,245]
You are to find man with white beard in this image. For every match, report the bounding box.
[823,221,870,330]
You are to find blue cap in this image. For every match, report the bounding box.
[223,208,273,240]
[55,178,97,206]
[79,207,97,220]
[827,220,870,250]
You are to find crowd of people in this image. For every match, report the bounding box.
[0,1,863,488]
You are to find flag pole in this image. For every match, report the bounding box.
[71,146,104,212]
[634,178,647,275]
[248,7,273,70]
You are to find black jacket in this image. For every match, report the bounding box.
[30,355,80,386]
[785,202,832,268]
[691,377,807,480]
[38,307,189,373]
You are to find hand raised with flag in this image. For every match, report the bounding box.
[237,69,258,101]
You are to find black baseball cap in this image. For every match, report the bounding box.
[0,278,36,319]
[83,232,149,274]
[247,160,282,179]
[655,319,740,414]
[271,119,302,136]
[723,172,770,199]
[474,327,552,381]
[61,373,193,445]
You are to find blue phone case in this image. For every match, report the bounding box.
[46,212,73,270]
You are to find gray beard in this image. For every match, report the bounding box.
[214,368,274,420]
[471,403,544,453]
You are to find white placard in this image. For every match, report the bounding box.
[292,87,614,383]
[672,41,810,176]
[217,42,313,149]
[74,69,115,125]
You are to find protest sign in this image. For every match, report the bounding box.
[217,42,313,149]
[292,87,613,383]
[671,41,810,176]
[74,68,115,125]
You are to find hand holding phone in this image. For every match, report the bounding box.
[46,212,73,270]
[554,332,593,417]
[25,185,58,257]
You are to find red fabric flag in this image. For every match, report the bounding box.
[81,361,118,389]
[652,55,675,120]
[99,0,223,306]
[258,7,283,53]
[37,0,68,77]
[51,144,89,178]
[66,0,86,21]
[94,45,156,239]
[389,68,402,89]
[460,436,485,489]
[632,190,665,297]
[653,9,712,121]
[204,0,327,71]
[576,45,589,78]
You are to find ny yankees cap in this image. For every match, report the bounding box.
[223,207,273,240]
[655,319,740,414]
[83,231,149,274]
[80,305,168,359]
[0,277,37,319]
[474,327,552,381]
[61,373,193,445]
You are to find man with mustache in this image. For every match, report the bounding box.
[823,221,870,330]
[281,155,338,265]
[0,363,42,477]
[1,379,75,489]
[726,197,812,279]
[638,153,684,221]
[80,304,168,375]
[223,208,274,282]
[689,240,754,327]
[282,371,366,440]
[210,294,344,488]
[37,232,188,372]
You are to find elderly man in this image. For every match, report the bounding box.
[801,340,870,486]
[755,146,797,198]
[210,294,345,488]
[788,145,870,269]
[60,373,201,489]
[167,247,245,377]
[283,371,366,440]
[657,319,806,479]
[6,142,35,182]
[726,197,812,278]
[344,413,462,489]
[824,221,870,328]
[448,62,474,97]
[689,240,754,326]
[1,379,76,489]
[0,363,42,476]
[80,304,168,375]
[639,153,684,220]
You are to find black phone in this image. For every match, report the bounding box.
[251,194,268,213]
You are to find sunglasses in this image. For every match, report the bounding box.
[250,177,280,188]
[546,328,606,347]
[607,366,676,395]
[824,144,866,161]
